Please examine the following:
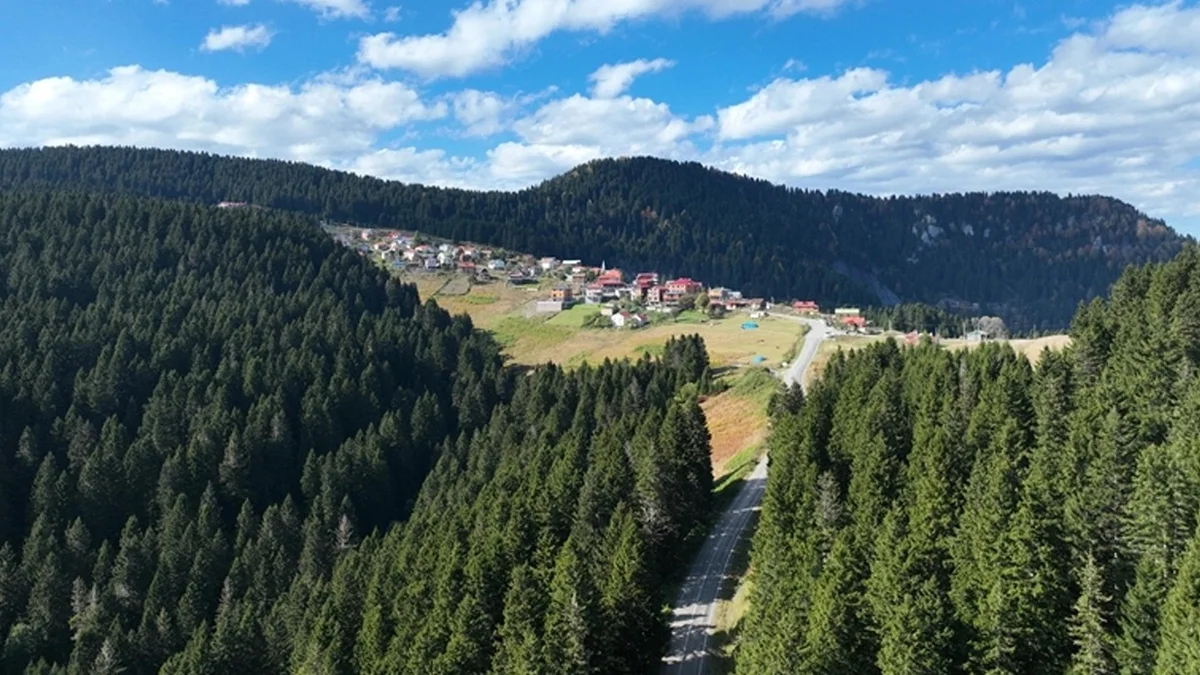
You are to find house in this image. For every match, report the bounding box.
[708,287,731,303]
[834,307,862,317]
[562,259,582,268]
[666,278,703,296]
[584,284,604,304]
[488,259,507,271]
[539,257,561,272]
[611,311,647,329]
[457,261,477,274]
[536,300,566,313]
[646,285,665,305]
[842,315,868,330]
[460,247,478,260]
[549,285,574,303]
[792,300,820,314]
[745,298,766,310]
[965,329,991,342]
[423,258,440,271]
[508,268,539,285]
[568,270,589,285]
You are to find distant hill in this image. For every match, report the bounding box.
[0,146,1187,329]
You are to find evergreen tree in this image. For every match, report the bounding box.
[1069,553,1117,675]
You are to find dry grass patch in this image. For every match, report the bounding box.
[428,280,542,329]
[703,369,777,475]
[804,334,889,389]
[509,314,806,368]
[942,334,1072,363]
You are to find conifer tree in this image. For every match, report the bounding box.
[1069,553,1117,675]
[1153,519,1200,673]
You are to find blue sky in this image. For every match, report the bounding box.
[2,0,1199,233]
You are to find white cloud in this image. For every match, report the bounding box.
[451,90,513,137]
[201,24,274,52]
[383,5,401,21]
[285,0,370,19]
[0,66,444,166]
[700,2,1200,224]
[357,0,855,78]
[590,58,674,98]
[218,0,252,6]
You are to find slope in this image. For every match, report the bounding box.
[0,146,1188,330]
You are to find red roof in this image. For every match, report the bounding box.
[793,300,819,310]
[842,316,867,327]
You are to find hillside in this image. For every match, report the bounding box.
[0,191,717,674]
[737,245,1200,673]
[0,146,1188,330]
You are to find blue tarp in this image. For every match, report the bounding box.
[752,355,767,364]
[741,321,759,330]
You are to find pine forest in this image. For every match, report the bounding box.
[738,245,1200,674]
[0,191,716,674]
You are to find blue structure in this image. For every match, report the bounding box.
[752,355,767,364]
[741,321,759,330]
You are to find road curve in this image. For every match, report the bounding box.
[661,318,830,675]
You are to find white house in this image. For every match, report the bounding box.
[611,311,647,329]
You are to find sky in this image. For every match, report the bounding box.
[2,1,1199,234]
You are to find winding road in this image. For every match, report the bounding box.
[661,317,831,675]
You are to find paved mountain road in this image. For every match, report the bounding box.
[661,318,830,675]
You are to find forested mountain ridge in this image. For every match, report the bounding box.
[737,244,1200,673]
[0,146,1187,330]
[0,190,718,673]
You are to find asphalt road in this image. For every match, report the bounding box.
[661,317,829,675]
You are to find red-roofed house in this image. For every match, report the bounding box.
[842,315,868,330]
[792,300,820,314]
[666,278,703,296]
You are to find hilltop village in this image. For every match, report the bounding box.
[325,224,887,332]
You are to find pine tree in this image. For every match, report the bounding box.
[541,543,597,675]
[800,532,876,675]
[1153,519,1200,673]
[1069,553,1117,675]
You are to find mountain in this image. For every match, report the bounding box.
[0,146,1188,329]
[738,245,1200,673]
[0,190,716,673]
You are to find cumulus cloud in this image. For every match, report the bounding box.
[590,58,674,98]
[0,66,444,165]
[218,0,252,6]
[451,90,514,137]
[703,2,1200,224]
[357,0,854,78]
[201,24,274,52]
[285,0,370,20]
